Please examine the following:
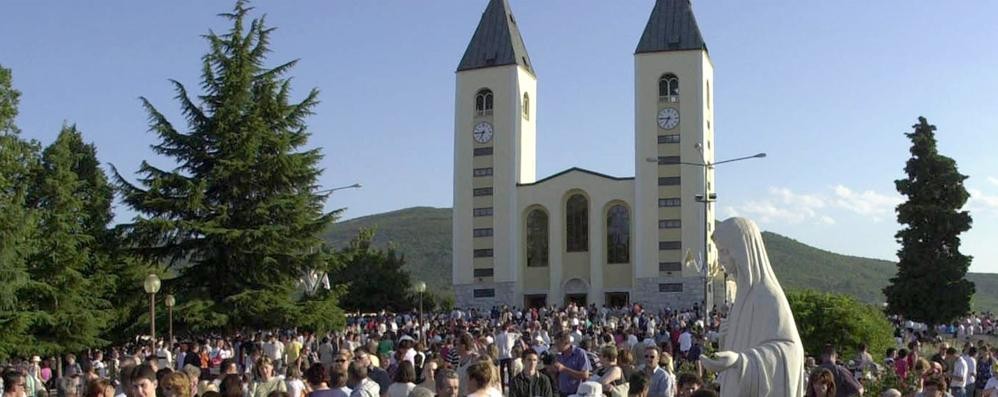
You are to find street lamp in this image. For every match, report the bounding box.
[317,183,362,195]
[646,149,766,318]
[414,281,427,345]
[164,294,176,346]
[143,274,161,354]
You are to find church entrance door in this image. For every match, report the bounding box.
[565,294,587,306]
[524,294,547,309]
[605,292,629,308]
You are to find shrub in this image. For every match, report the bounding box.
[787,289,895,361]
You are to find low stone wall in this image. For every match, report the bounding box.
[631,276,707,312]
[455,282,515,310]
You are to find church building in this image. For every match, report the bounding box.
[452,0,723,311]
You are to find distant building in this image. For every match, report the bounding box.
[453,0,721,311]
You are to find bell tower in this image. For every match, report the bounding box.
[453,0,537,308]
[633,0,716,309]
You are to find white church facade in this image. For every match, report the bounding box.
[452,0,724,311]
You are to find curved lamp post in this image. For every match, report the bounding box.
[414,281,427,345]
[143,274,161,354]
[647,150,766,318]
[164,294,176,346]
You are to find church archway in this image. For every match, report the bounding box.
[563,278,590,306]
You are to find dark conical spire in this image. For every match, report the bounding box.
[457,0,534,75]
[635,0,707,54]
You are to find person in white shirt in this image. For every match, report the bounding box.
[156,341,173,370]
[963,347,978,391]
[947,346,969,397]
[677,328,693,359]
[494,323,520,391]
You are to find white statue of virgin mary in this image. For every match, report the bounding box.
[701,217,805,397]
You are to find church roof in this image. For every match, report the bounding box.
[457,0,534,75]
[635,0,707,54]
[518,167,633,187]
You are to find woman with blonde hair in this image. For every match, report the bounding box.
[465,359,500,397]
[252,356,288,397]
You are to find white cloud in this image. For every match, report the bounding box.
[968,188,998,216]
[729,187,832,226]
[727,185,903,226]
[830,185,902,222]
[987,176,998,187]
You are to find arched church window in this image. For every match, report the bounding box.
[566,194,589,252]
[526,209,548,267]
[659,74,679,100]
[522,93,530,120]
[606,205,629,264]
[476,89,494,116]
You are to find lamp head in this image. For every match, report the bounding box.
[164,294,175,308]
[414,281,427,293]
[753,153,767,158]
[144,274,161,294]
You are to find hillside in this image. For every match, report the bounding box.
[324,207,998,310]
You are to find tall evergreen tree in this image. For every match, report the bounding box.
[115,1,342,332]
[0,65,41,358]
[884,117,974,326]
[25,125,113,354]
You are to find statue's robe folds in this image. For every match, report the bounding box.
[714,218,805,397]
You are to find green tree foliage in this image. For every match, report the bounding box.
[0,65,20,135]
[332,229,415,312]
[884,117,974,325]
[787,290,894,361]
[0,64,41,358]
[114,1,343,332]
[24,125,114,355]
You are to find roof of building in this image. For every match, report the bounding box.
[518,167,634,187]
[457,0,535,75]
[635,0,707,54]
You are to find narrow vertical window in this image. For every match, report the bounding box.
[706,80,711,109]
[566,194,589,252]
[522,93,530,120]
[606,205,629,264]
[526,209,548,267]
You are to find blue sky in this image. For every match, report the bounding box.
[4,1,998,272]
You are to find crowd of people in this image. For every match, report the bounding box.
[4,303,998,397]
[0,303,722,397]
[801,312,998,397]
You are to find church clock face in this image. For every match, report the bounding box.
[657,107,680,130]
[473,121,494,143]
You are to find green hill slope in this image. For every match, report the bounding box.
[324,207,998,310]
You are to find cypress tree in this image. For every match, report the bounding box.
[884,117,974,326]
[115,1,342,331]
[25,125,113,354]
[0,65,41,358]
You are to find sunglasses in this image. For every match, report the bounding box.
[335,359,347,363]
[644,355,656,358]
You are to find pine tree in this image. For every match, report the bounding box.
[115,1,342,332]
[884,117,974,326]
[25,125,113,354]
[0,64,42,358]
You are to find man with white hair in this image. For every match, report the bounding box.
[881,389,902,397]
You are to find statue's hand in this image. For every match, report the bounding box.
[701,351,739,372]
